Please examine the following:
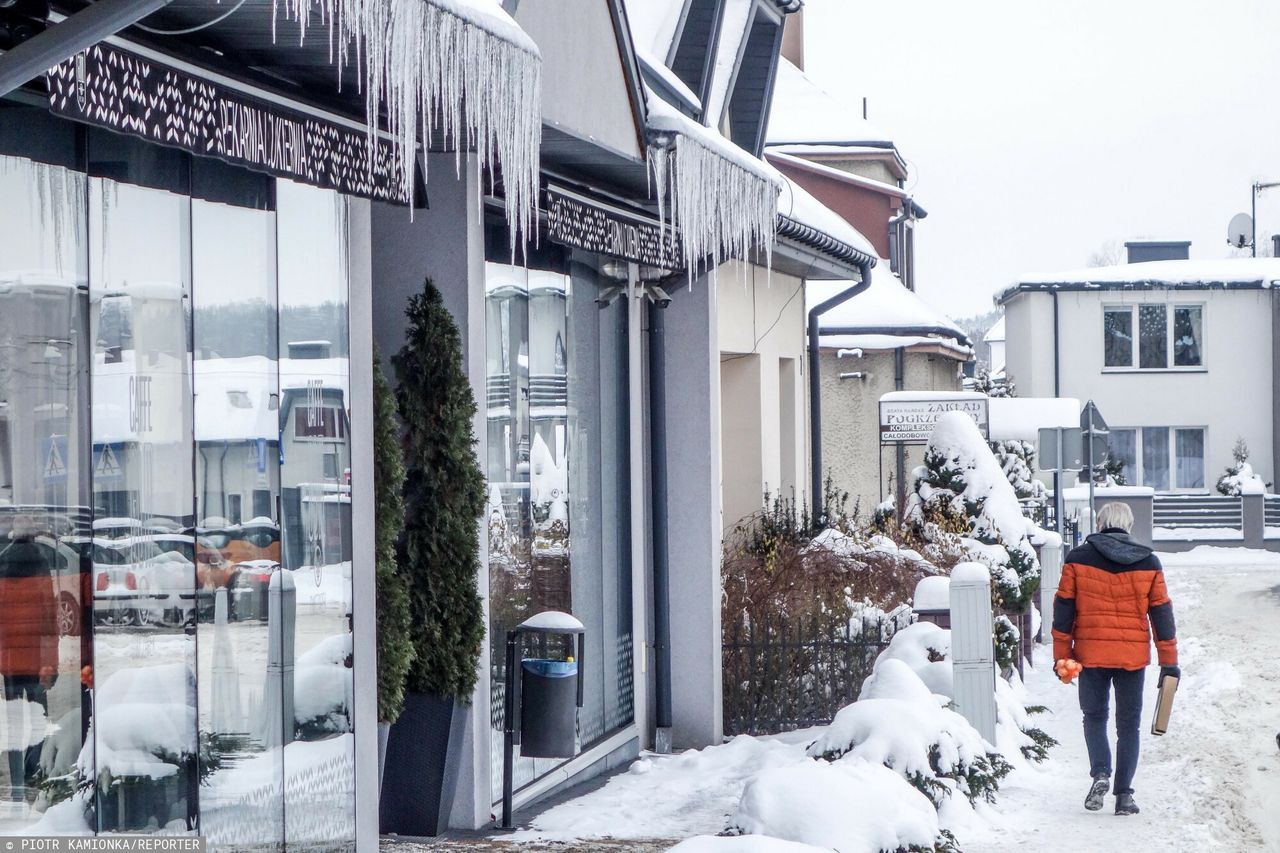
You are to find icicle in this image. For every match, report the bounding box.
[647,124,778,283]
[272,0,541,251]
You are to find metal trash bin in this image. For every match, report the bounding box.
[519,658,578,758]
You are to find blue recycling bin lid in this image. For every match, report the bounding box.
[522,658,578,677]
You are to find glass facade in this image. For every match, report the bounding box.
[483,220,634,801]
[0,103,356,848]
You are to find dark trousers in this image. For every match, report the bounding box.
[1078,666,1145,795]
[3,675,48,801]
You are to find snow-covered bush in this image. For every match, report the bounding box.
[1216,438,1266,496]
[862,621,1056,769]
[810,661,1010,807]
[990,439,1046,501]
[992,615,1020,678]
[728,759,945,853]
[906,413,1041,614]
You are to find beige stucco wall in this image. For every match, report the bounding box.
[819,346,964,516]
[716,261,807,529]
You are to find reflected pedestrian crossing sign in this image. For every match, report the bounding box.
[95,444,123,481]
[41,436,68,483]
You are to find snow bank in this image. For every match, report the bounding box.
[731,759,939,853]
[988,397,1078,442]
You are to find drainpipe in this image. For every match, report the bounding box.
[647,297,673,750]
[1052,289,1061,397]
[808,257,875,522]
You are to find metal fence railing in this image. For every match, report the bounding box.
[1265,496,1280,528]
[1152,495,1242,529]
[722,612,907,737]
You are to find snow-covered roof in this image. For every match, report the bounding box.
[808,262,967,343]
[1007,258,1280,299]
[766,150,908,199]
[988,397,1079,442]
[703,0,755,122]
[765,59,895,149]
[983,316,1005,344]
[622,0,683,60]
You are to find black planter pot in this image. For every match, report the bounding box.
[379,692,460,836]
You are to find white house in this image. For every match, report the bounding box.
[1000,241,1280,492]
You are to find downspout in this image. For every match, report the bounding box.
[808,257,875,522]
[647,298,673,747]
[1052,289,1061,397]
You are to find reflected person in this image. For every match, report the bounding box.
[0,515,58,810]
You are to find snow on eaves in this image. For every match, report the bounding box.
[1009,257,1280,294]
[778,175,878,261]
[766,59,895,149]
[646,87,780,274]
[702,0,755,123]
[622,0,684,60]
[272,0,541,250]
[807,261,967,341]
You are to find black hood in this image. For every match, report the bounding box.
[1086,530,1152,565]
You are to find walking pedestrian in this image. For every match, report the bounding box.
[1051,501,1179,816]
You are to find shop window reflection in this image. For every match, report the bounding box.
[88,176,199,834]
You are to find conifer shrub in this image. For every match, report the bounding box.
[393,280,487,700]
[374,353,415,723]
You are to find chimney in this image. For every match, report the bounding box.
[781,8,804,70]
[1125,240,1190,264]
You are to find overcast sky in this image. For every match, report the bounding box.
[802,0,1280,319]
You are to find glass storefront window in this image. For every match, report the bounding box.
[0,148,90,834]
[0,108,357,848]
[484,221,633,802]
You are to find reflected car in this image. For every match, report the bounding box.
[87,539,142,627]
[91,517,143,541]
[224,517,281,565]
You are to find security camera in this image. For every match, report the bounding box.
[648,285,672,309]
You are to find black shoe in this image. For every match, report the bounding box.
[1085,776,1109,811]
[1115,793,1140,816]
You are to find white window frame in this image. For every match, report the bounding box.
[1112,425,1208,492]
[1101,302,1206,372]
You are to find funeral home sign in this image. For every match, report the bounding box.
[879,392,990,445]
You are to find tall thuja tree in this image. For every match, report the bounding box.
[393,281,487,700]
[374,352,414,723]
[907,412,1040,613]
[991,440,1047,501]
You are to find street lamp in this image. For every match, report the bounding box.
[1252,181,1280,257]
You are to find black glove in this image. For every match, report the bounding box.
[1160,665,1181,682]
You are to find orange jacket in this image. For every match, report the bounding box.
[1052,529,1177,670]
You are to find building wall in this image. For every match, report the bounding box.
[771,163,898,259]
[818,346,964,514]
[1003,291,1057,397]
[1005,287,1275,488]
[716,261,807,528]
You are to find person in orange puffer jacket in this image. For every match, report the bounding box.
[1052,502,1178,817]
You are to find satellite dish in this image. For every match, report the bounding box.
[1228,212,1253,248]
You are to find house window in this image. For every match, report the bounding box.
[294,405,345,439]
[1110,426,1205,490]
[1102,304,1203,369]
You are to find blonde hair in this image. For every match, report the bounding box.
[1097,502,1134,533]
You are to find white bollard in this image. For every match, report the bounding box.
[210,587,243,732]
[949,562,997,743]
[1039,540,1064,645]
[258,570,297,747]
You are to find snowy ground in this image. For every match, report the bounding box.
[424,546,1280,853]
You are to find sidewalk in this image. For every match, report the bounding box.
[381,837,671,851]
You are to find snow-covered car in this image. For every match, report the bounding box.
[88,539,143,627]
[225,517,281,565]
[88,537,198,627]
